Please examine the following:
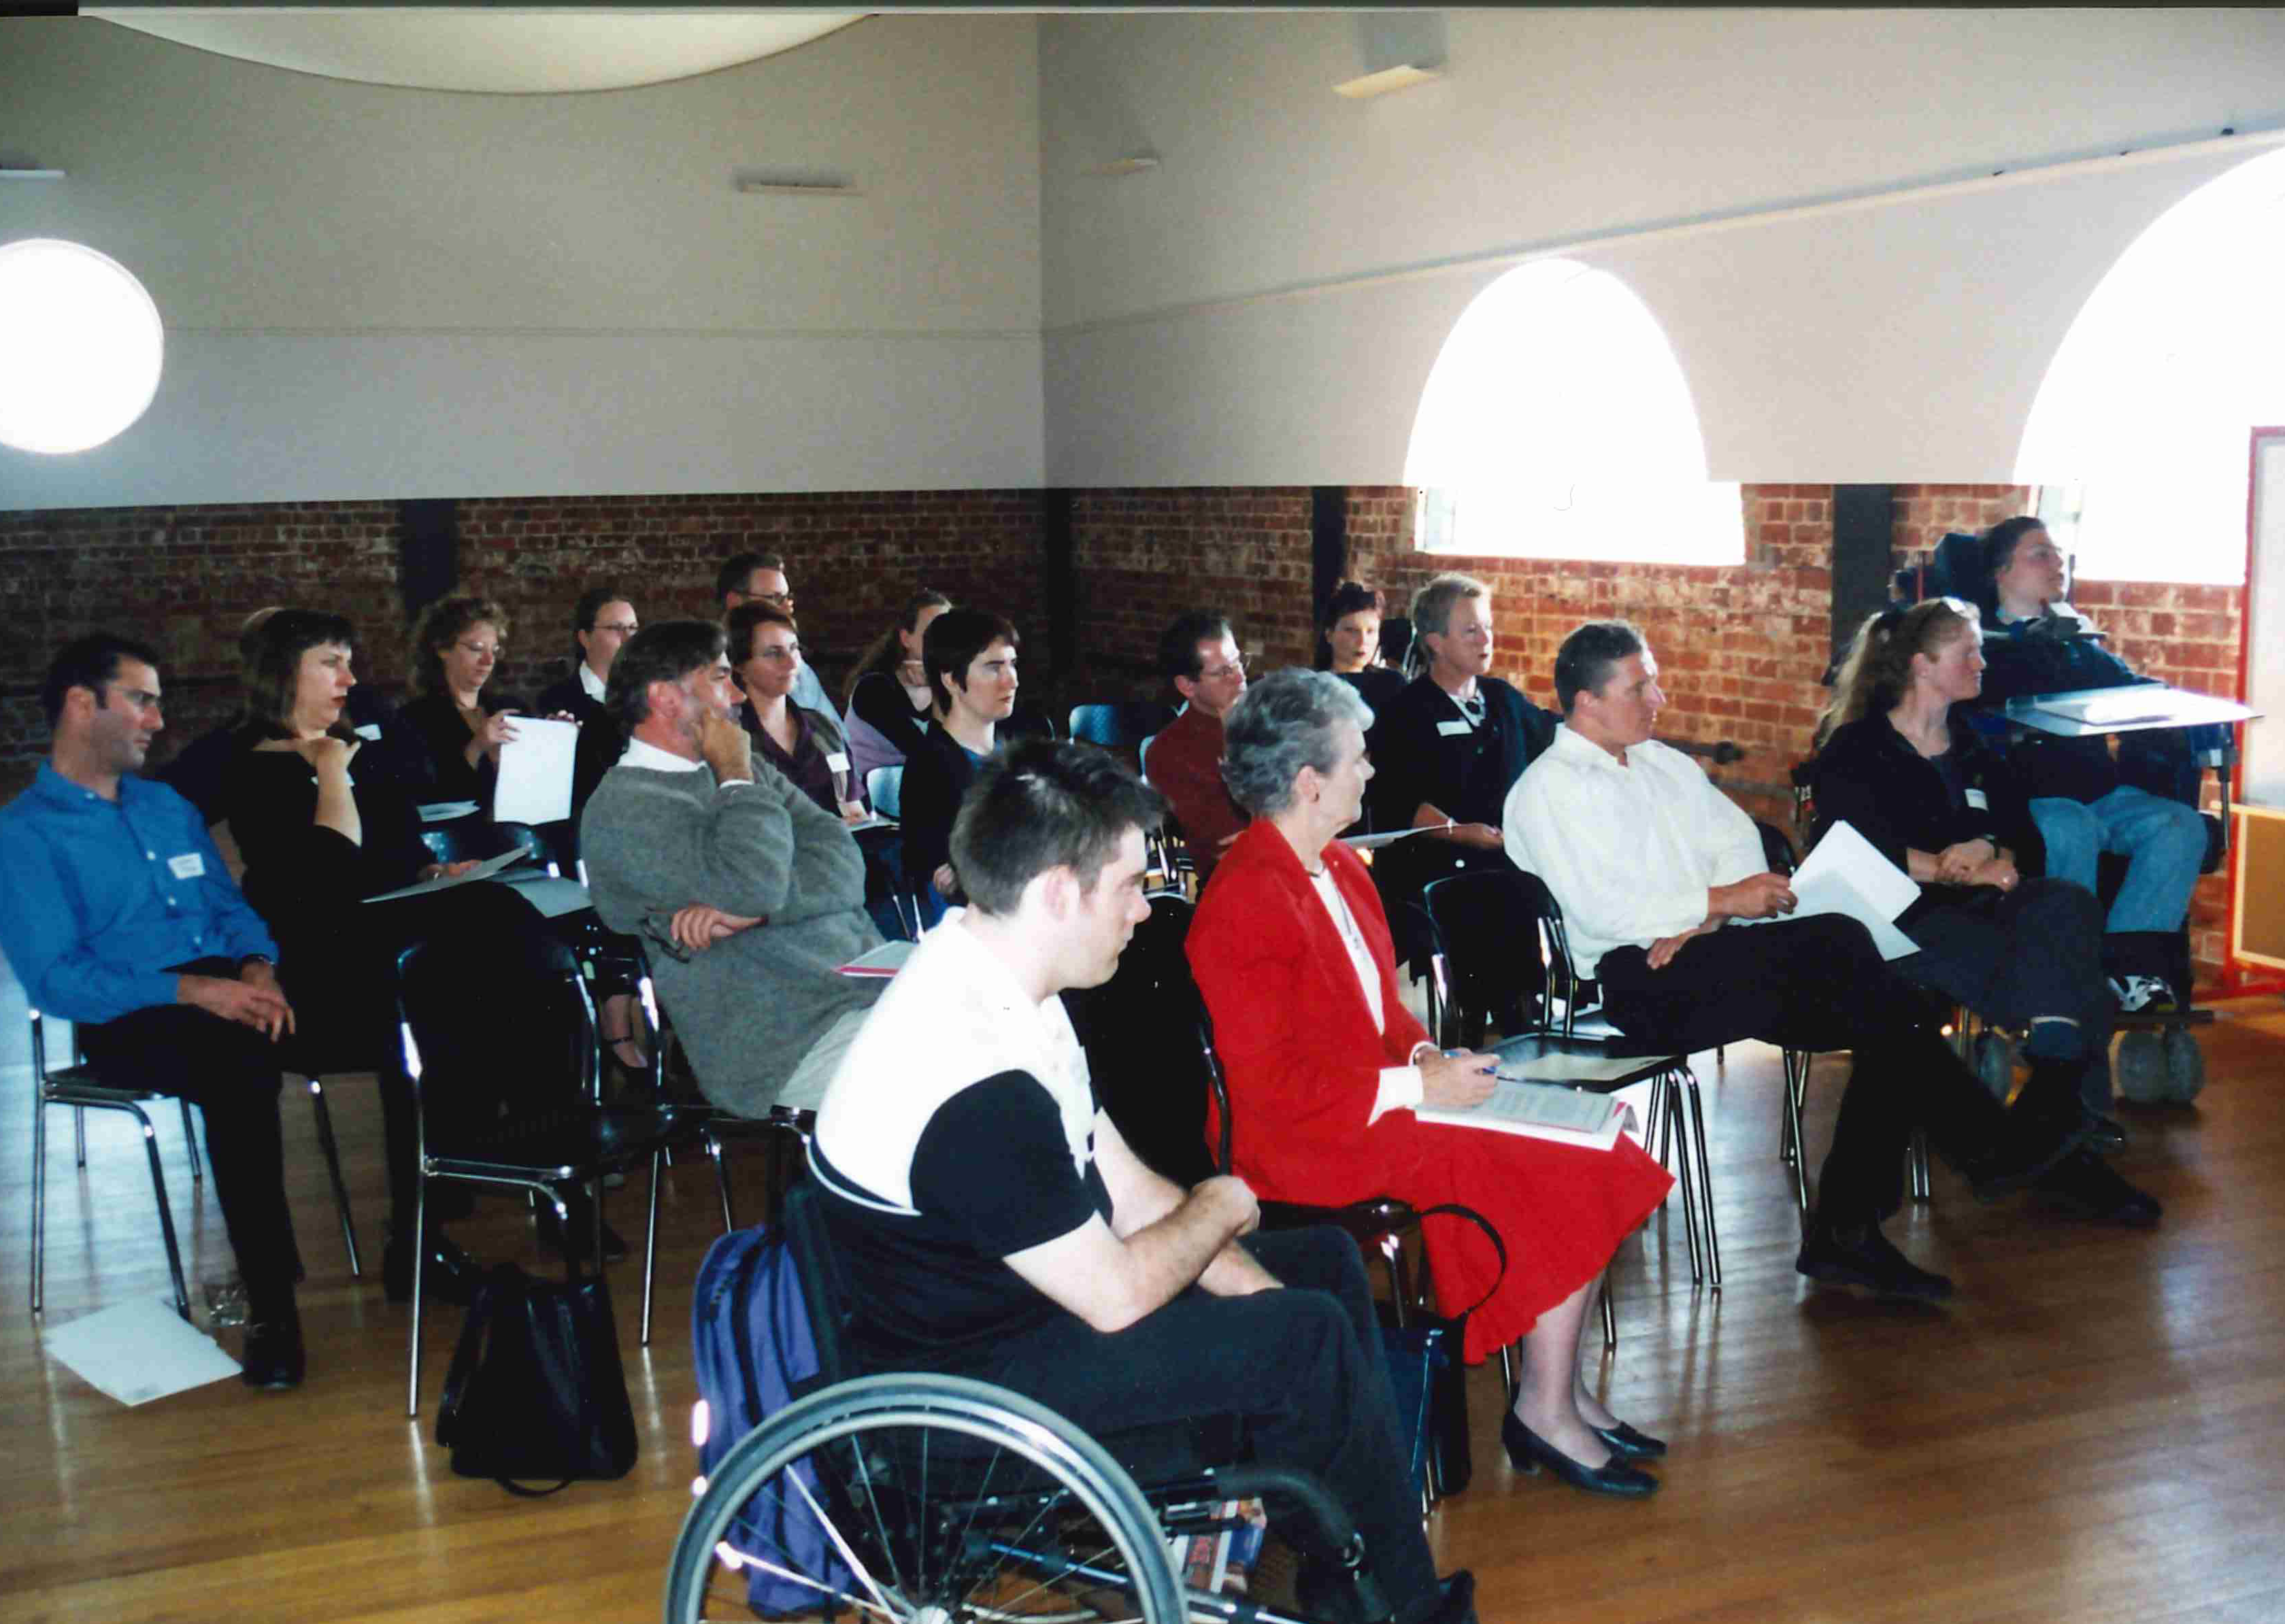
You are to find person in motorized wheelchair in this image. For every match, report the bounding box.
[805,740,1477,1624]
[1809,598,2160,1228]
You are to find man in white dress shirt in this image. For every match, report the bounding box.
[1506,620,2084,1302]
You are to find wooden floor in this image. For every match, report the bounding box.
[5,972,2285,1624]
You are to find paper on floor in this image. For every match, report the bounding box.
[41,1298,243,1406]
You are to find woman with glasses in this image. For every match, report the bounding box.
[729,600,865,823]
[1190,669,1676,1498]
[394,594,520,802]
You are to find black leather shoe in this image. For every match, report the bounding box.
[2037,1148,2162,1228]
[1500,1411,1657,1496]
[240,1313,305,1391]
[1590,1420,1667,1459]
[2082,1113,2129,1156]
[1796,1221,1954,1303]
[1969,1113,2090,1201]
[383,1232,482,1306]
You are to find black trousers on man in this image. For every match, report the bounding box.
[76,975,298,1317]
[1595,914,2017,1225]
[966,1226,1443,1624]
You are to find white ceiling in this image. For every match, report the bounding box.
[88,10,867,95]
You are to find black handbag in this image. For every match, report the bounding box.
[1374,1202,1507,1501]
[436,1263,638,1495]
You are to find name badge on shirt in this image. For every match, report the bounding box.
[825,751,851,775]
[167,852,206,880]
[1965,788,1989,811]
[1436,719,1473,738]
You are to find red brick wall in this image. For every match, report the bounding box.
[2,491,1046,799]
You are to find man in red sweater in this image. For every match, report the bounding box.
[1144,611,1251,883]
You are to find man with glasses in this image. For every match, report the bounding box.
[716,551,831,717]
[1141,611,1252,884]
[580,622,884,1117]
[0,635,308,1388]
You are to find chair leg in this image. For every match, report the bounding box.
[306,1077,363,1276]
[180,1099,203,1185]
[706,1132,737,1233]
[1908,1130,1933,1203]
[639,1150,663,1348]
[1378,1231,1410,1329]
[31,1094,48,1314]
[1784,1051,1812,1216]
[1600,1270,1618,1352]
[1665,1077,1705,1286]
[133,1106,193,1322]
[74,1104,86,1168]
[406,1179,429,1416]
[1684,1074,1722,1289]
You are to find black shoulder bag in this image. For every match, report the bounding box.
[436,1264,638,1495]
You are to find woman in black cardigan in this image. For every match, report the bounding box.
[222,610,493,1301]
[1812,599,2155,1221]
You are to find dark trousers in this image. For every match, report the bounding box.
[976,1227,1441,1624]
[1597,914,2012,1225]
[1899,877,2113,1108]
[76,993,298,1315]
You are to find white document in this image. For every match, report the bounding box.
[497,873,592,918]
[1744,819,1920,961]
[493,715,580,826]
[363,845,528,903]
[42,1298,243,1406]
[1340,828,1428,851]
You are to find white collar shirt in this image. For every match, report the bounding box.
[578,661,607,703]
[1503,724,1766,977]
[811,917,1095,1216]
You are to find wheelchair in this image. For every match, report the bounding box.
[663,1179,1401,1624]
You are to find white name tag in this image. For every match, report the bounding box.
[167,852,206,880]
[1436,719,1473,738]
[825,751,851,775]
[354,723,382,741]
[1965,788,1989,811]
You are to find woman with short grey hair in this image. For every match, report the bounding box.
[1192,668,1677,1499]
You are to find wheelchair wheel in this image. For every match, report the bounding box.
[665,1372,1183,1624]
[2162,1027,2207,1104]
[2114,1030,2168,1104]
[1972,1031,2016,1102]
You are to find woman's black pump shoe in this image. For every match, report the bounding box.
[1501,1411,1658,1497]
[1590,1421,1667,1459]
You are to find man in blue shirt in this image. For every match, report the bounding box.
[0,634,307,1389]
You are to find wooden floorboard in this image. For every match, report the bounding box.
[5,966,2284,1623]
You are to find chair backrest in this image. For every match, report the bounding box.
[1422,868,1556,1044]
[1755,818,1798,877]
[865,764,903,821]
[1892,530,1991,607]
[1061,892,1218,1187]
[1067,701,1175,751]
[775,1176,856,1389]
[490,819,558,876]
[392,883,599,1153]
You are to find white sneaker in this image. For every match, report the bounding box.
[2109,974,2175,1014]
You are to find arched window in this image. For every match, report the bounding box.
[2017,147,2285,586]
[1403,258,1742,566]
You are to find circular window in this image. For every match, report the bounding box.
[0,238,165,456]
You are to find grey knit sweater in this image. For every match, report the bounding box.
[580,760,883,1117]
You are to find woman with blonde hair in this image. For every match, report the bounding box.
[1810,598,2158,1226]
[395,593,518,800]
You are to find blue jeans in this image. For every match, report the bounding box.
[2030,787,2205,934]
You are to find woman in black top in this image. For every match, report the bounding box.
[391,594,521,803]
[1812,600,2141,1192]
[1321,581,1407,720]
[729,601,865,822]
[841,588,951,790]
[222,610,492,1300]
[901,607,1019,912]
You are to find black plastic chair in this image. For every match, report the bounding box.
[1424,866,1723,1289]
[390,887,697,1414]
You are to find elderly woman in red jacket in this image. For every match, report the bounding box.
[1189,669,1675,1499]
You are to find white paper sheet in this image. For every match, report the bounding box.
[493,715,580,826]
[363,845,528,903]
[1339,828,1428,851]
[41,1298,243,1406]
[1742,819,1920,960]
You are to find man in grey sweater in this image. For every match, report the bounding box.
[580,620,884,1117]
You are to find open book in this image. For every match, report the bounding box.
[1415,1079,1631,1151]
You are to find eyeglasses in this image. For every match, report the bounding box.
[1199,657,1247,682]
[593,621,639,636]
[456,641,502,658]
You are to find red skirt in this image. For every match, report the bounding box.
[1378,1123,1673,1364]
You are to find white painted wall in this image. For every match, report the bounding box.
[0,15,1044,505]
[1039,9,2285,485]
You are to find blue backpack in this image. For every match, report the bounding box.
[690,1223,854,1617]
